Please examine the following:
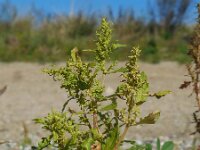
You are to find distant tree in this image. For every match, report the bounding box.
[148,0,192,37]
[0,0,17,23]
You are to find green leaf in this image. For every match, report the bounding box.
[136,72,149,105]
[125,140,146,150]
[136,111,160,125]
[145,144,152,150]
[52,131,58,141]
[37,137,50,150]
[113,43,127,49]
[78,81,90,90]
[157,138,161,150]
[123,140,136,145]
[99,101,117,111]
[128,144,146,150]
[102,126,119,150]
[110,67,128,73]
[81,137,94,150]
[153,90,171,99]
[33,118,44,124]
[91,129,102,140]
[161,141,174,150]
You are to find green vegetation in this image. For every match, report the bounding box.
[34,18,170,150]
[144,138,174,150]
[0,0,193,63]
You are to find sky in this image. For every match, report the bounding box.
[0,0,199,23]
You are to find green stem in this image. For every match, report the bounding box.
[113,124,129,150]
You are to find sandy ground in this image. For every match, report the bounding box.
[0,62,197,145]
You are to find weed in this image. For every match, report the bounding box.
[34,18,169,150]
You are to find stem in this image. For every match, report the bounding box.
[101,71,106,89]
[92,111,102,150]
[93,111,98,129]
[114,124,129,150]
[84,114,92,129]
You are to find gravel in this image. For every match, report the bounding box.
[0,62,199,149]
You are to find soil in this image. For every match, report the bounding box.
[0,62,197,145]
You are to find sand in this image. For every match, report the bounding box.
[0,62,197,145]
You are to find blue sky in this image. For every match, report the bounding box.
[1,0,200,23]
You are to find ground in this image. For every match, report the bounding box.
[0,62,197,148]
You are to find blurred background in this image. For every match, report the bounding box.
[0,0,200,149]
[0,0,198,63]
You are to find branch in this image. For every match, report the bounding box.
[114,124,129,150]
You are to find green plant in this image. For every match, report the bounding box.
[145,138,174,150]
[34,18,170,150]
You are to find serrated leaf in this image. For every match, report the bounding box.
[136,111,160,125]
[161,141,174,150]
[153,90,171,99]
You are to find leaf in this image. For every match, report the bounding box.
[124,140,146,150]
[136,111,160,125]
[179,81,191,89]
[110,67,128,73]
[33,118,45,124]
[161,141,174,150]
[145,144,152,150]
[78,80,90,90]
[88,62,96,68]
[102,126,119,150]
[123,140,136,145]
[52,131,58,141]
[128,144,146,150]
[99,101,117,111]
[37,137,50,150]
[136,72,149,105]
[81,137,94,150]
[157,138,161,150]
[113,43,127,49]
[152,90,171,99]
